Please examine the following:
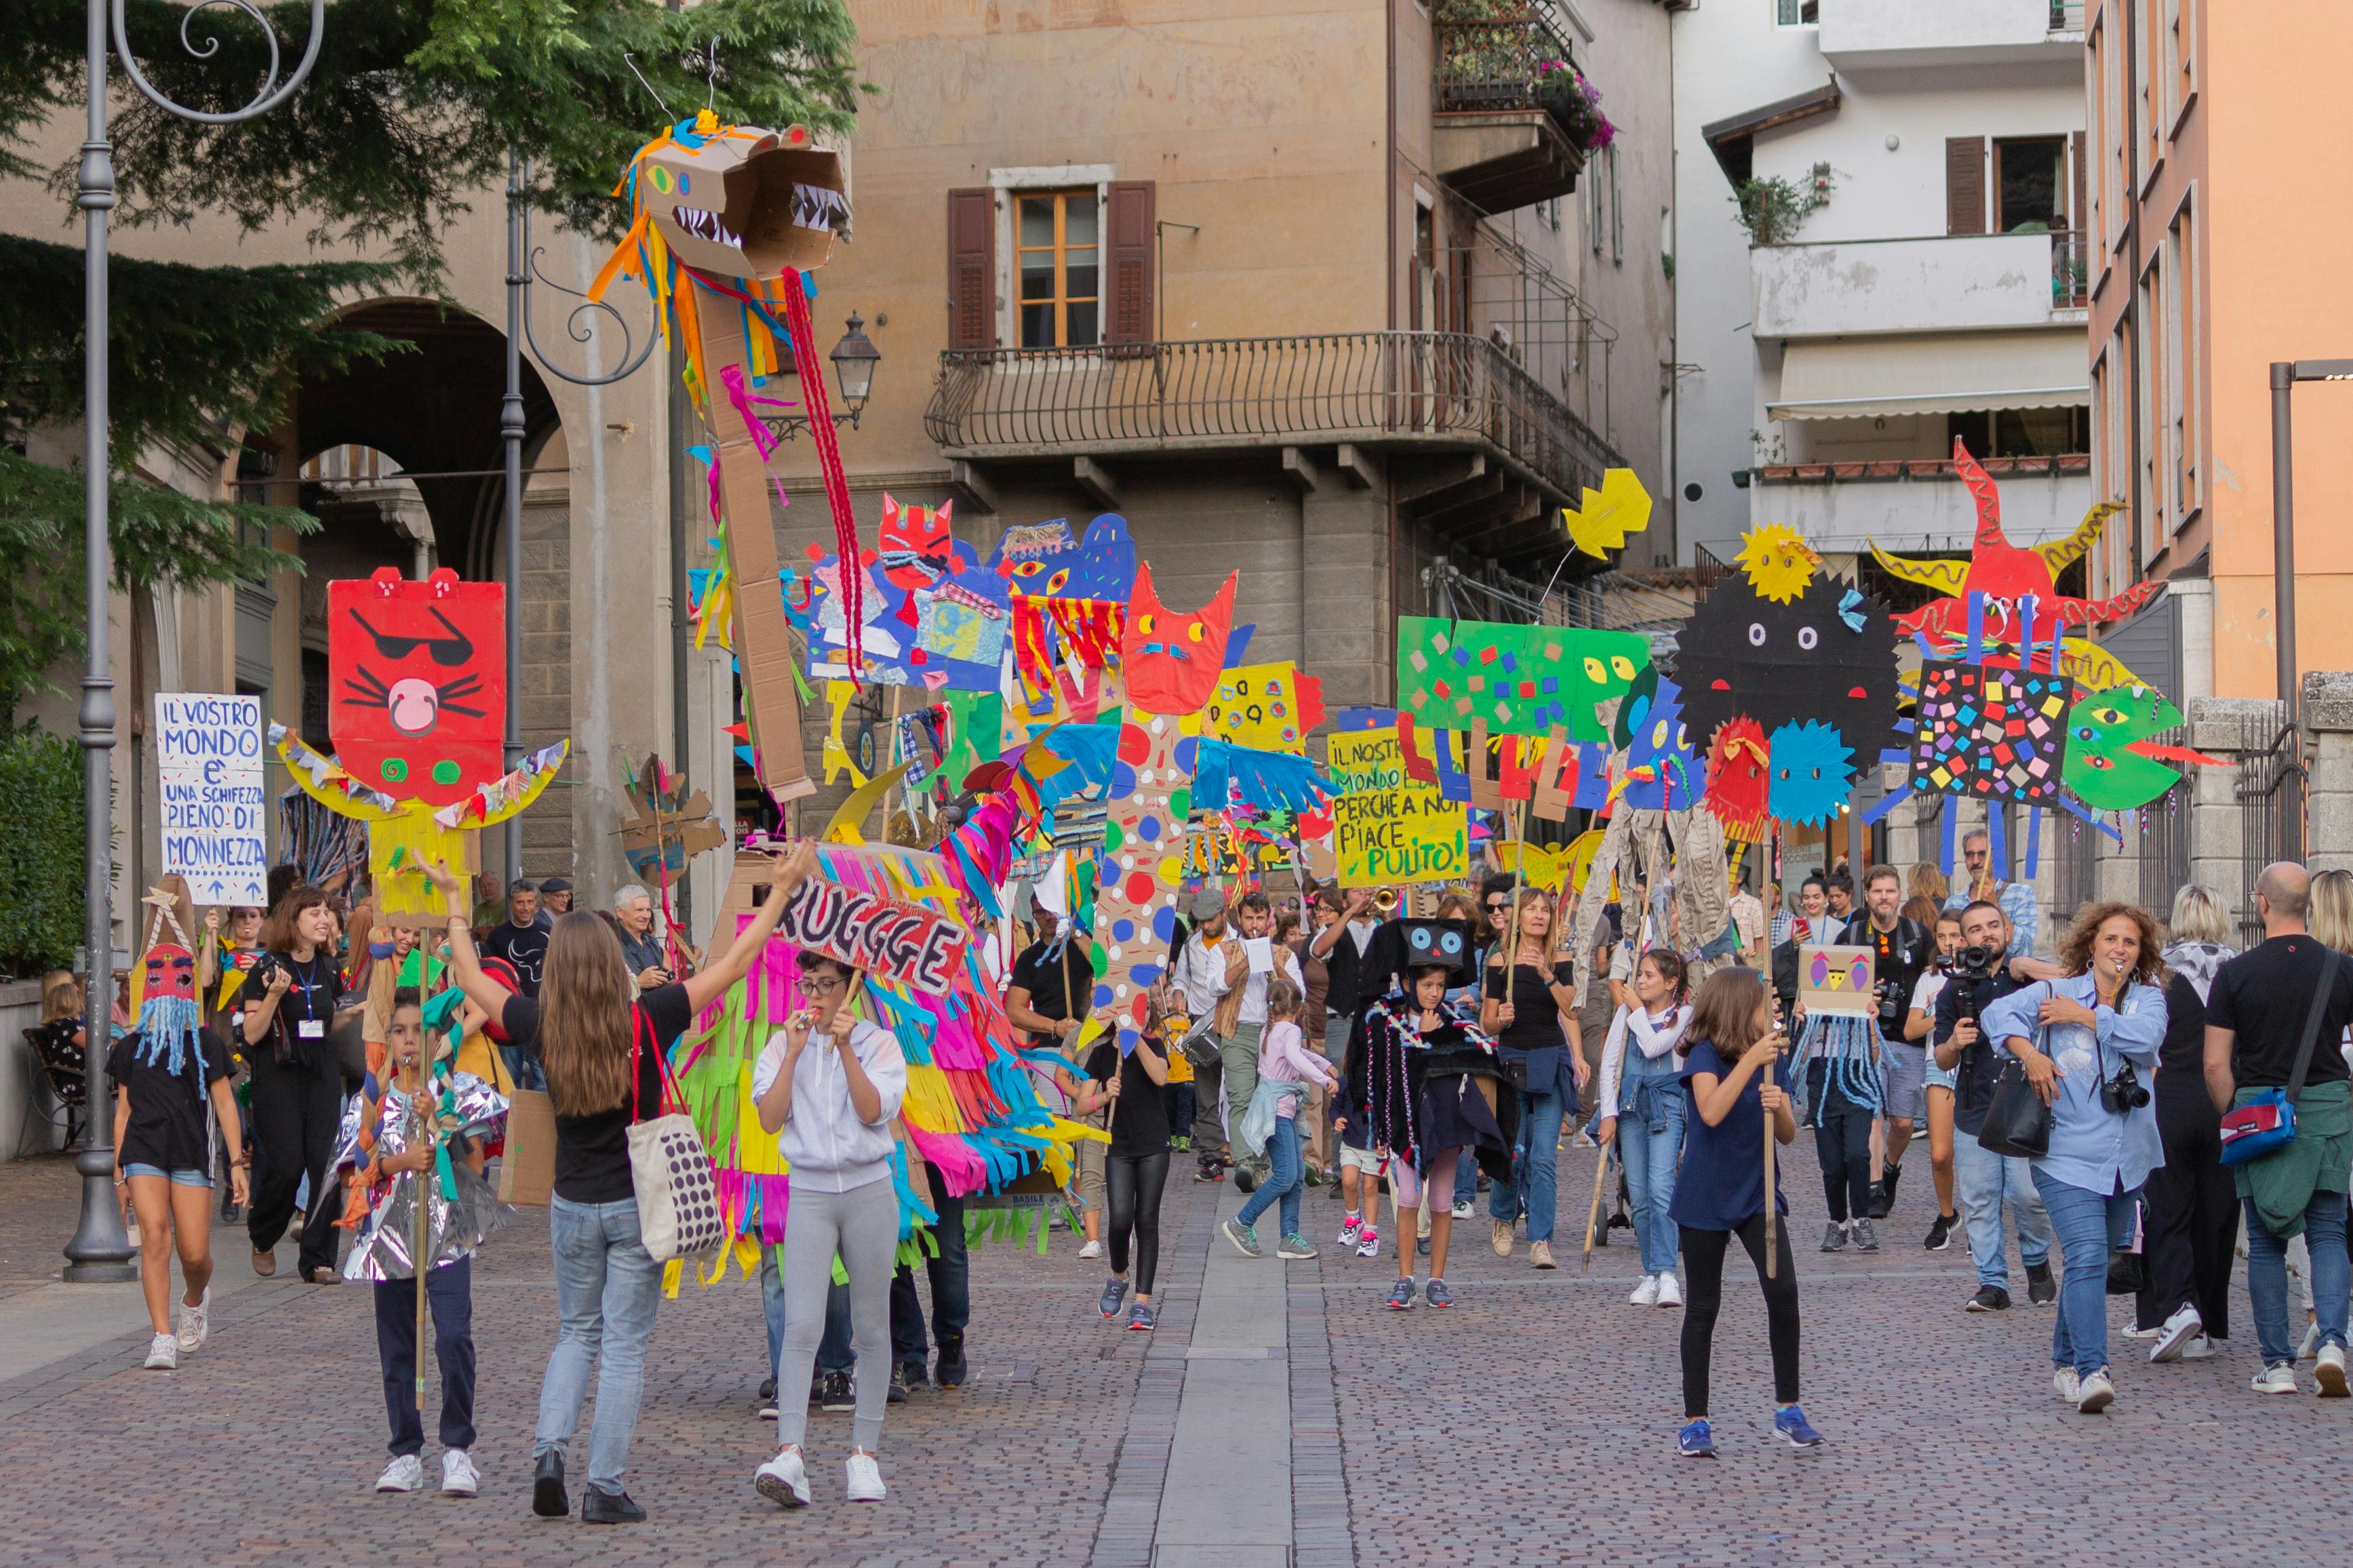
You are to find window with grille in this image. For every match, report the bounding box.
[1775,0,1819,26]
[1016,190,1101,348]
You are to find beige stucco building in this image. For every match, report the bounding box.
[3,0,1672,959]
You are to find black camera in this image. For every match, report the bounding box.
[1953,943,2004,983]
[2100,1064,2151,1115]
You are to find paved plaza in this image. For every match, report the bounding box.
[1,1147,2346,1568]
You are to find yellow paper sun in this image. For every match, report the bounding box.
[1563,467,1654,560]
[1736,524,1819,603]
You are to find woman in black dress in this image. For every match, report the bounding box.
[238,887,362,1283]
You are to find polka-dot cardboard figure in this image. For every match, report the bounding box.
[1091,710,1198,1055]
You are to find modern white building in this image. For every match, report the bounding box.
[1669,0,2093,571]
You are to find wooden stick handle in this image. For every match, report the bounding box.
[1581,1133,1612,1274]
[1763,1085,1779,1281]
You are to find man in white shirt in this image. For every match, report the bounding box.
[1727,877,1766,963]
[1168,889,1241,1170]
[1172,889,1302,1173]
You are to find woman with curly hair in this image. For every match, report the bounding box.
[1981,900,2168,1415]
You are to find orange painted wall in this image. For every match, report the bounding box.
[2204,0,2353,698]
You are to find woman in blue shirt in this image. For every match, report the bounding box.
[1981,902,2167,1416]
[1671,967,1817,1458]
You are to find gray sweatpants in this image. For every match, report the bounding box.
[1221,1022,1264,1149]
[772,1176,899,1455]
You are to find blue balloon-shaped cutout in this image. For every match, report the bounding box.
[1112,918,1136,942]
[1092,982,1116,1009]
[1151,907,1179,942]
[1109,762,1136,799]
[1172,736,1198,772]
[1136,816,1161,843]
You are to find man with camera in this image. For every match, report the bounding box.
[1934,900,2055,1312]
[1859,867,1933,1220]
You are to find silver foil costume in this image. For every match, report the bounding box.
[336,1071,509,1282]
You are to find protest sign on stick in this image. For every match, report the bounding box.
[155,692,267,906]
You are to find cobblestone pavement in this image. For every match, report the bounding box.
[2,1143,2348,1567]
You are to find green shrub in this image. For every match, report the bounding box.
[0,725,84,980]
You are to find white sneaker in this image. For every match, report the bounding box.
[2298,1322,2322,1361]
[1078,1239,1102,1260]
[2052,1367,2080,1403]
[2180,1334,2219,1360]
[2148,1303,2202,1364]
[1452,1199,1474,1220]
[2074,1369,2116,1414]
[1655,1272,1683,1308]
[845,1451,886,1502]
[376,1454,424,1493]
[143,1332,178,1371]
[175,1285,211,1353]
[2318,1342,2350,1398]
[2252,1363,2299,1396]
[755,1447,811,1509]
[1629,1274,1661,1308]
[440,1449,479,1497]
[2120,1324,2163,1342]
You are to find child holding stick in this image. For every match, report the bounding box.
[1672,967,1819,1458]
[344,987,508,1496]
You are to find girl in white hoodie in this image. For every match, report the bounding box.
[751,953,909,1512]
[1596,949,1693,1308]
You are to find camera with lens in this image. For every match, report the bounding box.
[2100,1064,2151,1115]
[1953,943,2004,983]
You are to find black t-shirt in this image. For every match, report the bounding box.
[1008,940,1100,1041]
[1086,1039,1172,1159]
[500,981,692,1204]
[1935,969,2031,1136]
[109,1028,233,1173]
[2158,972,2211,1081]
[1482,961,1574,1051]
[482,919,553,998]
[1863,918,1932,1042]
[2208,936,2353,1089]
[233,950,353,1073]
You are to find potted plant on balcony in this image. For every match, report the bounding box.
[1537,60,1614,153]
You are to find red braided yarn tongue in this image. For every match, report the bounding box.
[782,269,863,682]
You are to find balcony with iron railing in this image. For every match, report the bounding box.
[1817,0,2084,68]
[922,331,1627,505]
[1752,229,2090,340]
[1431,5,1596,214]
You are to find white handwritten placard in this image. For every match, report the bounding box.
[155,692,267,906]
[774,877,970,996]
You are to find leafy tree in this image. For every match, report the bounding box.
[0,0,865,717]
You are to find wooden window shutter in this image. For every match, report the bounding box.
[1945,138,1986,235]
[2070,130,2087,232]
[947,188,995,350]
[1105,180,1156,346]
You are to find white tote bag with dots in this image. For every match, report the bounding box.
[625,1009,728,1264]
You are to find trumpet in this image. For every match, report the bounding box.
[1374,887,1400,914]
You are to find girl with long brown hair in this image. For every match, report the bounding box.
[238,885,362,1283]
[1478,888,1588,1268]
[427,843,815,1525]
[1669,966,1814,1457]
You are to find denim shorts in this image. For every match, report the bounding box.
[123,1162,212,1188]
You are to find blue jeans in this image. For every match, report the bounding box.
[763,1249,854,1378]
[1452,1140,1480,1206]
[1617,1070,1685,1275]
[536,1195,664,1491]
[1492,1085,1564,1244]
[2245,1190,2352,1367]
[2033,1171,2138,1377]
[1237,1115,1303,1239]
[1954,1129,2051,1290]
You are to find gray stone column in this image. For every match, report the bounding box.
[2303,670,2353,873]
[2185,696,2281,930]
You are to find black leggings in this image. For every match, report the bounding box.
[245,1051,344,1276]
[1680,1216,1800,1418]
[1105,1150,1170,1295]
[1807,1061,1873,1223]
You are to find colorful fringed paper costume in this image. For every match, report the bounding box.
[588,112,856,805]
[673,844,1102,1280]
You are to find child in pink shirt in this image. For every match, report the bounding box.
[1221,979,1337,1259]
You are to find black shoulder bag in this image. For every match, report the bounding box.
[1977,983,2055,1160]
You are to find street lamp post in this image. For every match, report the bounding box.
[2268,358,2353,729]
[65,0,327,1282]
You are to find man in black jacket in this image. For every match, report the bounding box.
[1933,900,2055,1312]
[1858,865,1933,1218]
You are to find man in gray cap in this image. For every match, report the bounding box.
[1168,887,1243,1177]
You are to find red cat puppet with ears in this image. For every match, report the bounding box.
[1122,564,1237,717]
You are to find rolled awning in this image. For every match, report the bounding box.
[1767,330,2089,421]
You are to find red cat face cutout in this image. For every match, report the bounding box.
[142,942,197,1004]
[877,493,955,592]
[328,567,507,805]
[1121,564,1237,716]
[1701,717,1771,842]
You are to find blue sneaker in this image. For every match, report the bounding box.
[1099,1275,1128,1319]
[1677,1419,1716,1459]
[1423,1277,1452,1308]
[1774,1404,1825,1449]
[1386,1277,1416,1311]
[1128,1300,1157,1332]
[1221,1218,1262,1258]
